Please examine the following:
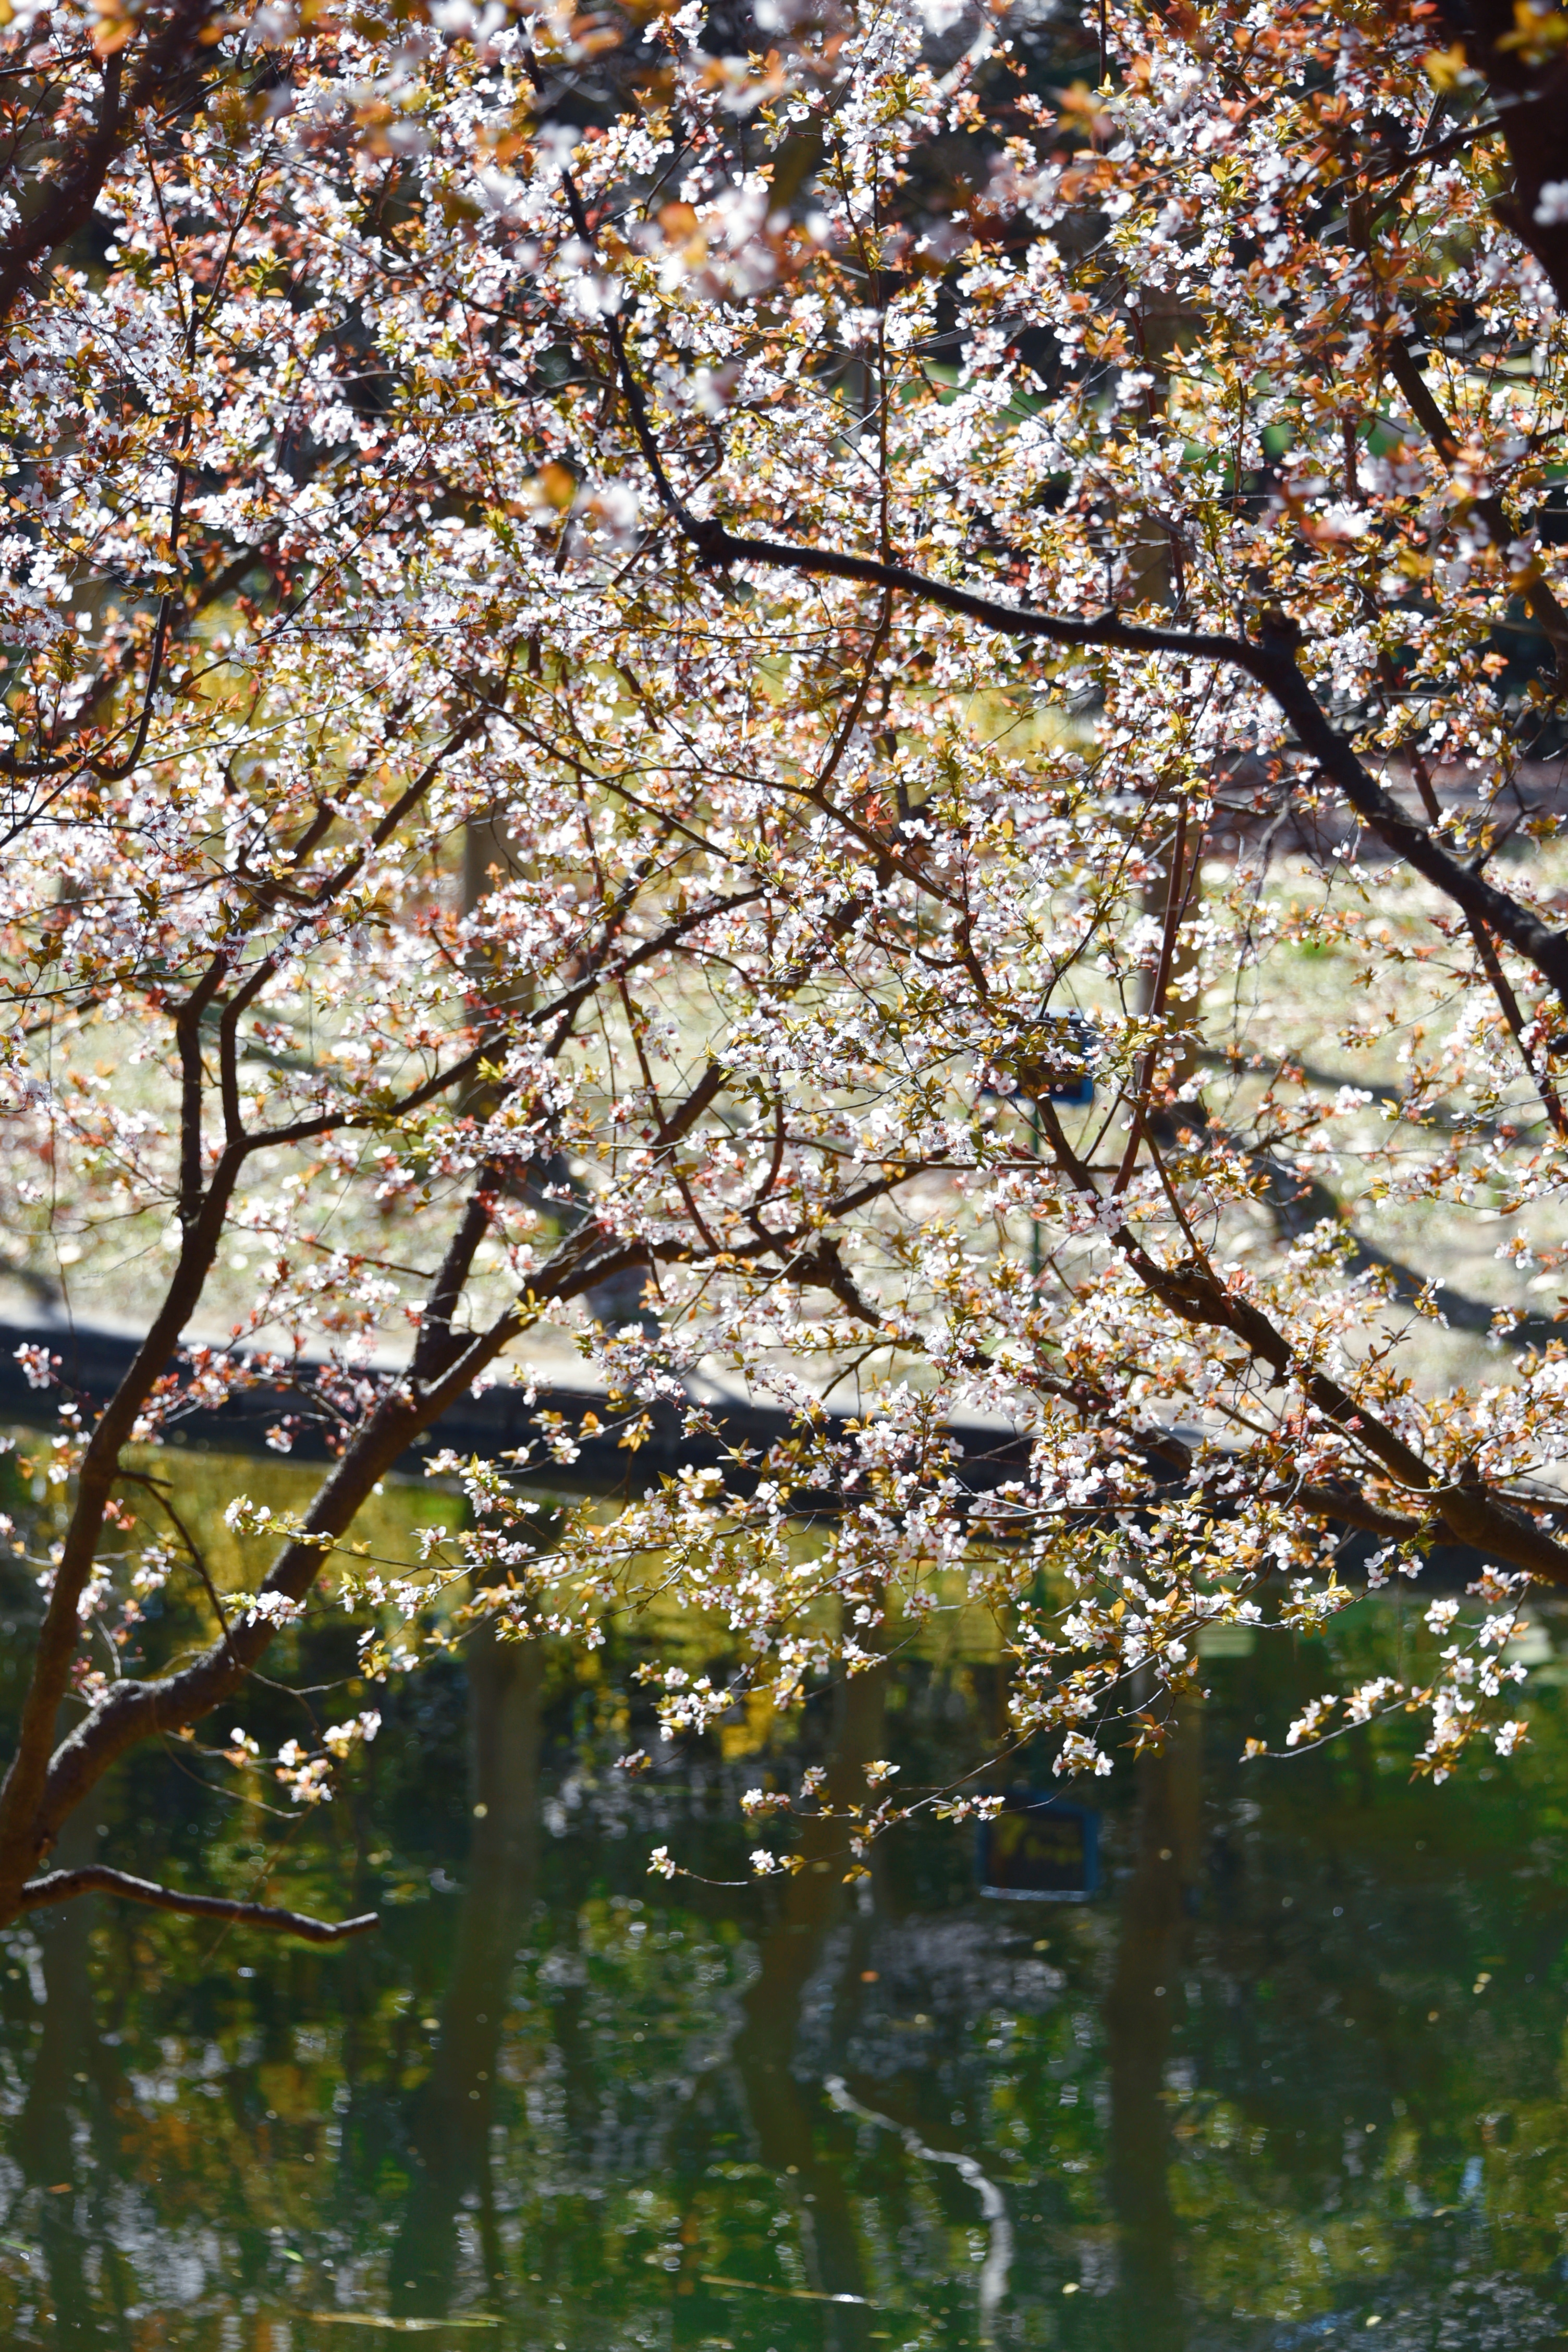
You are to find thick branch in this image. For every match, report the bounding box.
[0,2,219,326]
[1032,1097,1568,1583]
[1384,334,1568,657]
[1271,1483,1427,1542]
[30,1142,945,1847]
[0,1138,251,1901]
[697,530,1568,1003]
[18,1863,377,1942]
[569,212,1568,1007]
[1439,2,1568,309]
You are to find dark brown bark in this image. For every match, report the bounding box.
[0,1142,254,1907]
[0,1,223,327]
[1033,1099,1568,1586]
[578,258,1568,1013]
[1446,2,1568,307]
[17,1862,378,1941]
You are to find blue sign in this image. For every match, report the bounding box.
[977,1792,1099,1903]
[976,1013,1098,1112]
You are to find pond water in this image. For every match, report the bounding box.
[2,1457,1567,2351]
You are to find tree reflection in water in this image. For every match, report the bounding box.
[1103,1708,1201,2352]
[1,1577,1567,2349]
[387,1619,544,2320]
[729,1621,889,2350]
[16,1790,122,2352]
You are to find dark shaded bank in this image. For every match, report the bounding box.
[0,1312,1028,1497]
[0,1316,1496,1586]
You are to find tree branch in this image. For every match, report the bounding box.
[25,1143,943,1848]
[568,191,1568,1009]
[1407,751,1568,1137]
[1032,1096,1568,1584]
[685,530,1568,1002]
[0,1137,252,1903]
[0,0,220,326]
[17,1863,377,1942]
[1383,333,1568,658]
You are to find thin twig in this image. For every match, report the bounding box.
[118,1468,240,1666]
[1411,754,1568,1138]
[1113,795,1192,1194]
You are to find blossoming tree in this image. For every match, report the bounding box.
[1,0,1567,1936]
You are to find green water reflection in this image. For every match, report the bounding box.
[2,1468,1568,2350]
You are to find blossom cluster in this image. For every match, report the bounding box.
[0,0,1563,1899]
